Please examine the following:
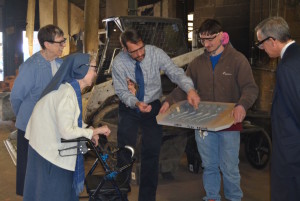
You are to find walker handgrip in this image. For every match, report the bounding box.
[61,137,89,143]
[124,145,135,158]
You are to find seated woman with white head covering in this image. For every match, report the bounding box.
[23,53,111,201]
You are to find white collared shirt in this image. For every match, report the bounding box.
[281,41,295,58]
[50,60,59,76]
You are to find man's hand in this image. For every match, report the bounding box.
[232,104,246,124]
[187,89,200,109]
[136,101,152,113]
[127,78,137,95]
[159,101,170,113]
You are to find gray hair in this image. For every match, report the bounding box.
[38,24,64,49]
[255,17,291,43]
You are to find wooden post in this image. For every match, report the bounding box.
[106,0,127,17]
[69,3,84,37]
[84,0,99,54]
[56,0,69,56]
[39,0,54,27]
[26,0,35,56]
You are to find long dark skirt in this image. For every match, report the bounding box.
[23,145,78,201]
[16,129,28,196]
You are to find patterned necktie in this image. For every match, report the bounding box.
[135,61,144,101]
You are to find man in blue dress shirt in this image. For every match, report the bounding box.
[112,28,200,201]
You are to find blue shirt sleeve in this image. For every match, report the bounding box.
[156,47,194,93]
[112,54,139,108]
[10,62,35,115]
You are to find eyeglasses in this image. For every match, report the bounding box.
[127,45,145,55]
[46,38,67,46]
[255,36,275,49]
[199,33,220,45]
[90,65,98,73]
[85,64,98,70]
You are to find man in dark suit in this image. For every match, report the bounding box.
[255,17,300,201]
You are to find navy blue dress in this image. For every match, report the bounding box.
[23,145,78,201]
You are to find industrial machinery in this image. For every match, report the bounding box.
[84,16,271,182]
[95,16,189,84]
[84,16,201,181]
[2,16,271,175]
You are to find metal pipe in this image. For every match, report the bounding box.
[128,0,138,15]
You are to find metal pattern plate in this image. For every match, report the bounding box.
[156,101,235,131]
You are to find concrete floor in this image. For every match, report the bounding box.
[0,120,270,201]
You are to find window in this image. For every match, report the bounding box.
[187,13,194,42]
[22,31,41,61]
[0,32,3,81]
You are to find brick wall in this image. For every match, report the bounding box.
[250,0,300,67]
[194,0,250,57]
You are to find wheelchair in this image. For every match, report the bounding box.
[60,136,135,201]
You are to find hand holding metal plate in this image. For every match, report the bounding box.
[156,100,235,131]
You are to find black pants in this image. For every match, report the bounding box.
[271,170,300,201]
[16,129,28,196]
[117,100,162,201]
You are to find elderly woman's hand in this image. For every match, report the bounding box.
[98,125,111,136]
[91,134,100,146]
[91,125,111,146]
[92,125,111,137]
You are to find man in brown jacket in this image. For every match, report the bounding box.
[160,19,258,201]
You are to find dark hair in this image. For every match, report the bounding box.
[198,19,223,35]
[255,17,291,43]
[38,25,64,49]
[120,28,142,49]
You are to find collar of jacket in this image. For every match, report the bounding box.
[203,44,232,60]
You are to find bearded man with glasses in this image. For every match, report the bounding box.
[112,28,200,201]
[161,19,258,201]
[10,24,66,196]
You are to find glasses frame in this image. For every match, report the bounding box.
[199,33,220,45]
[255,36,275,49]
[85,64,98,70]
[46,38,67,46]
[127,45,145,55]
